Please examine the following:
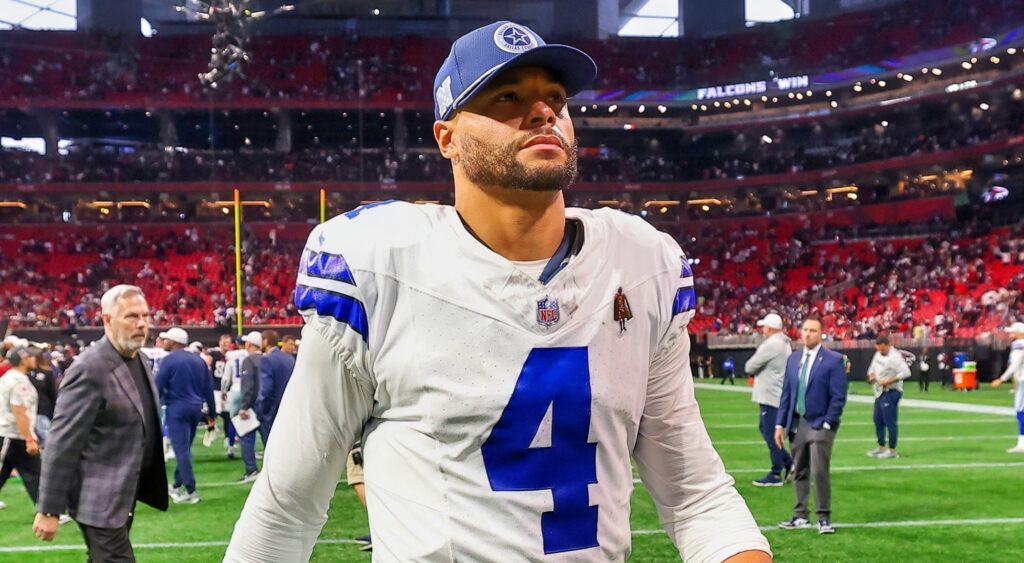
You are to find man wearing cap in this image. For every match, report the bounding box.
[865,334,911,459]
[33,285,168,560]
[155,327,217,504]
[0,335,30,378]
[227,21,769,562]
[745,313,793,486]
[991,321,1024,453]
[235,331,263,482]
[0,346,42,507]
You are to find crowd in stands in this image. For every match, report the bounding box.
[3,208,1022,340]
[685,215,1024,340]
[2,79,1022,188]
[0,0,1021,105]
[580,88,1024,183]
[0,145,448,184]
[1,228,304,330]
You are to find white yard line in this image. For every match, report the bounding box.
[756,516,1024,533]
[0,539,360,553]
[707,418,1008,429]
[712,435,1012,446]
[694,382,1016,416]
[6,518,1023,552]
[633,461,1024,480]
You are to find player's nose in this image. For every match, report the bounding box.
[524,99,558,129]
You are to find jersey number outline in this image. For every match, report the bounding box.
[481,347,599,554]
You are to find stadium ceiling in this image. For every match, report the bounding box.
[0,0,76,30]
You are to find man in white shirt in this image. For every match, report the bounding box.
[865,334,912,459]
[745,313,793,486]
[226,21,770,563]
[0,346,41,507]
[991,322,1024,453]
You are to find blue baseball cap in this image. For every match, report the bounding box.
[433,21,597,121]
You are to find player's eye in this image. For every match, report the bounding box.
[496,91,518,103]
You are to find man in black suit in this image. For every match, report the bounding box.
[33,284,168,561]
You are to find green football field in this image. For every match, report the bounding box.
[2,384,1022,562]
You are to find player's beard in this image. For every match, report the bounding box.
[458,131,578,192]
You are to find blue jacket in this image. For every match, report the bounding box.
[257,347,295,422]
[776,345,848,432]
[156,349,216,412]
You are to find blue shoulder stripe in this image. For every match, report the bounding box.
[294,285,369,343]
[300,248,357,286]
[672,287,696,317]
[680,256,693,278]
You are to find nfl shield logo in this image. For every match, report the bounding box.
[536,296,560,327]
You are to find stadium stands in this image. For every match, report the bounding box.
[2,0,1024,340]
[1,0,1022,104]
[4,200,1022,337]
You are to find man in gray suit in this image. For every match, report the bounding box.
[745,313,793,487]
[32,284,168,560]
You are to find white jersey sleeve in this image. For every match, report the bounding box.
[633,233,770,562]
[225,216,377,562]
[1000,340,1024,383]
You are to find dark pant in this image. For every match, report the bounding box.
[0,437,40,503]
[759,404,792,475]
[874,390,902,448]
[220,411,236,446]
[79,511,135,562]
[240,428,258,474]
[720,371,735,385]
[918,370,931,391]
[789,417,836,521]
[166,403,203,493]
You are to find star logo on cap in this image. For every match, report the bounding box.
[503,27,531,47]
[493,23,536,54]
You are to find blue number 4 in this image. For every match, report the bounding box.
[481,347,599,554]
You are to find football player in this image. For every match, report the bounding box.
[227,21,770,562]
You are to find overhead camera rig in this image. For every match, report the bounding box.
[175,1,295,88]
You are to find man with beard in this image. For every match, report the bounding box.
[227,21,770,563]
[33,285,167,559]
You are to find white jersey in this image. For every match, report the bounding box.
[0,367,38,440]
[226,202,768,562]
[998,339,1024,411]
[221,349,250,393]
[867,348,912,398]
[139,347,169,376]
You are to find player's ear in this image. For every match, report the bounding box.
[433,119,458,161]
